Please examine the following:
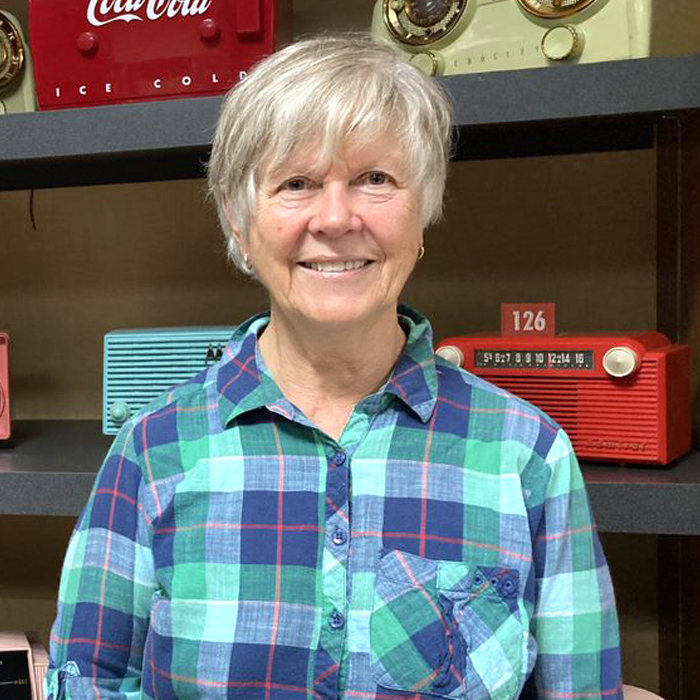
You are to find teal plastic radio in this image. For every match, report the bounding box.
[103,327,236,435]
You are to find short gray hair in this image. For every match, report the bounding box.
[207,33,454,274]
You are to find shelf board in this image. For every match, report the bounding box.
[0,421,111,517]
[1,53,699,189]
[2,420,700,533]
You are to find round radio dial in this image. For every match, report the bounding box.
[602,346,639,378]
[76,31,99,54]
[436,345,464,367]
[200,18,220,41]
[383,0,467,47]
[409,50,444,76]
[0,14,25,91]
[541,24,584,61]
[110,400,132,425]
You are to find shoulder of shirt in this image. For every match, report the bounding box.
[433,353,569,452]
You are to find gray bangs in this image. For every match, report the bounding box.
[261,70,409,179]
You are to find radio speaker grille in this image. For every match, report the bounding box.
[103,327,236,434]
[485,361,661,461]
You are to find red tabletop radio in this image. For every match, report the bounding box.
[0,333,9,441]
[436,329,691,465]
[29,0,292,109]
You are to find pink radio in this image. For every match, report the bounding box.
[436,331,691,465]
[1,332,9,441]
[29,0,292,109]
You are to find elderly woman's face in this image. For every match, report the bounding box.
[239,135,424,331]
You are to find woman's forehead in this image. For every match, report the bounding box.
[262,132,408,179]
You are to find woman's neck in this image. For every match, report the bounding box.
[258,308,407,437]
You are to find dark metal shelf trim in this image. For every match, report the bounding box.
[3,421,700,533]
[0,53,698,177]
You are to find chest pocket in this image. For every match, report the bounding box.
[370,549,526,700]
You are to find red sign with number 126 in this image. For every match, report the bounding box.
[501,303,556,337]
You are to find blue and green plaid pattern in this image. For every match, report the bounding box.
[47,306,622,700]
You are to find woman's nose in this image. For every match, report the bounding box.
[308,183,362,237]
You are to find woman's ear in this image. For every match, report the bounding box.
[223,198,249,259]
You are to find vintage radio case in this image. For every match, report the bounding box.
[436,332,691,464]
[0,11,37,114]
[371,0,700,75]
[0,632,48,700]
[103,326,236,434]
[1,332,9,440]
[29,0,292,109]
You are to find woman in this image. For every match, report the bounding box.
[47,34,622,700]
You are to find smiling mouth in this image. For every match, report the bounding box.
[299,260,373,273]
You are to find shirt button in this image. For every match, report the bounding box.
[329,610,345,629]
[332,528,347,545]
[331,451,346,466]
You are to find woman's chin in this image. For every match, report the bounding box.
[281,298,390,331]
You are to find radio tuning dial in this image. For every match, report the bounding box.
[436,345,464,367]
[409,50,444,76]
[76,31,99,55]
[602,346,639,378]
[200,19,220,41]
[383,0,468,47]
[0,13,25,90]
[110,400,132,425]
[541,24,584,61]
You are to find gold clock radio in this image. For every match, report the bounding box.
[370,0,698,75]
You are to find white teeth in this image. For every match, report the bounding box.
[305,260,369,272]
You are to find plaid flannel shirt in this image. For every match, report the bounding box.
[47,305,622,700]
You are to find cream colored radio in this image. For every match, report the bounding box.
[371,0,696,75]
[0,10,36,114]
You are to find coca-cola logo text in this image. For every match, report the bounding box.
[87,0,213,27]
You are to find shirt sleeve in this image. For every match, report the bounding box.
[522,429,623,699]
[46,421,157,700]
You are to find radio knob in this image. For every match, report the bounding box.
[200,18,220,41]
[76,31,99,55]
[602,346,639,378]
[541,24,585,62]
[409,51,444,77]
[436,345,464,367]
[110,400,131,424]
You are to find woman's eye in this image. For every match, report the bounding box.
[364,171,391,186]
[283,178,310,192]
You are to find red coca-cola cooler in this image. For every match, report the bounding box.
[29,0,292,109]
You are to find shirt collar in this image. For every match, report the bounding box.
[216,304,439,429]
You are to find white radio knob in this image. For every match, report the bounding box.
[541,24,585,62]
[409,50,444,76]
[436,345,464,367]
[110,400,132,424]
[602,346,639,378]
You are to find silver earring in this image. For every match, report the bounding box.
[243,253,252,272]
[417,245,425,261]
